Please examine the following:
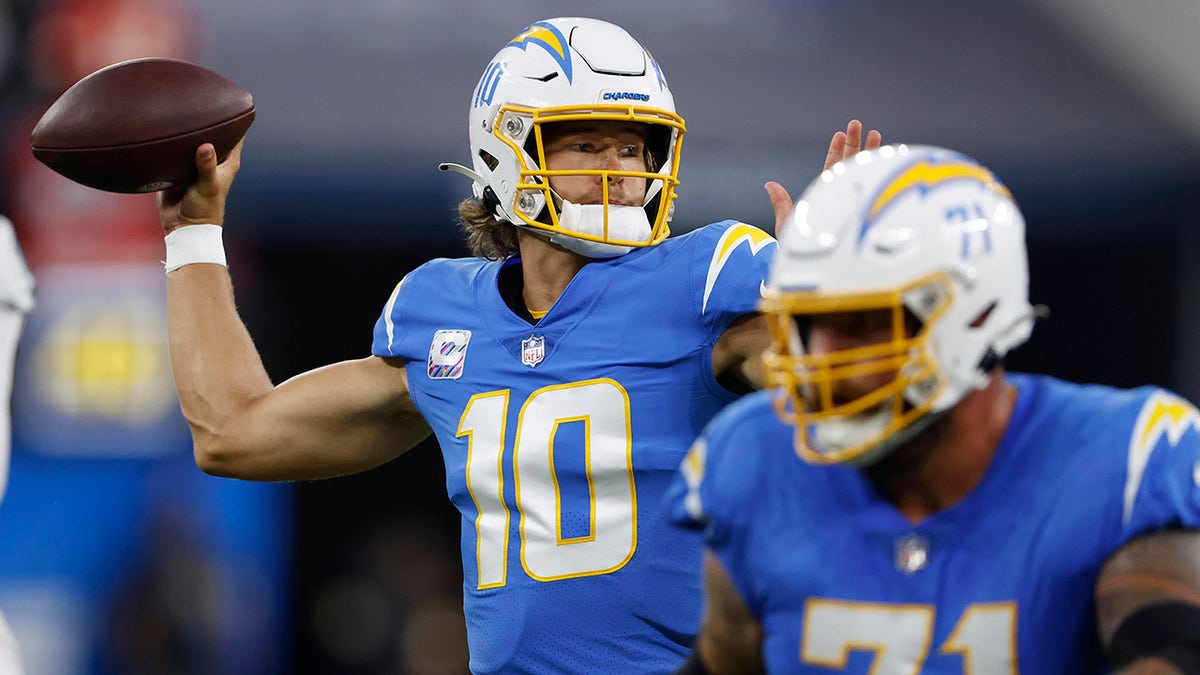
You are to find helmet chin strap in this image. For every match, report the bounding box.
[546,200,652,259]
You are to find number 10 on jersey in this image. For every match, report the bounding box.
[457,378,638,588]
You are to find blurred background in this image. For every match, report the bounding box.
[0,0,1198,673]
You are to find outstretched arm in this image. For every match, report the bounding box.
[161,142,431,481]
[1097,529,1200,675]
[678,551,765,675]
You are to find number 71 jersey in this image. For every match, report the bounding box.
[372,221,775,674]
[667,374,1200,674]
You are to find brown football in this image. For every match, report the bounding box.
[29,57,255,193]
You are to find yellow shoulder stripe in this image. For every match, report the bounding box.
[1123,390,1200,524]
[703,223,774,313]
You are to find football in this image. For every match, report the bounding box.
[30,57,255,193]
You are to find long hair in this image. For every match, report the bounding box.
[457,198,520,260]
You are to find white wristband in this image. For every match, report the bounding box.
[164,224,227,273]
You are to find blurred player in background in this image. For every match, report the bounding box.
[0,216,34,674]
[156,16,878,673]
[668,144,1200,674]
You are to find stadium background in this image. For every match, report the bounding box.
[0,0,1198,672]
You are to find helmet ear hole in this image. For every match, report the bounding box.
[968,301,998,329]
[478,149,499,171]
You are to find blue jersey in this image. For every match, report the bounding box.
[373,221,775,674]
[667,373,1200,674]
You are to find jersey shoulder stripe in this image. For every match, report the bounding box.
[1124,389,1200,524]
[701,222,774,314]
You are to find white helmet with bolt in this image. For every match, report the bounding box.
[441,17,685,259]
[760,144,1036,466]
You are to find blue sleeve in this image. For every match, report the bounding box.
[688,221,775,337]
[371,272,412,358]
[1122,389,1200,538]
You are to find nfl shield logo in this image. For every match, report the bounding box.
[521,334,545,367]
[895,534,930,575]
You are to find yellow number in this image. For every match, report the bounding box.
[802,598,1017,673]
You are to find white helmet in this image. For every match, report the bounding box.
[442,17,685,258]
[760,144,1035,466]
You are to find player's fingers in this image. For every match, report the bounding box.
[189,144,225,203]
[765,181,793,238]
[842,120,863,160]
[174,142,228,224]
[865,129,882,152]
[210,140,243,196]
[195,143,219,176]
[824,131,847,171]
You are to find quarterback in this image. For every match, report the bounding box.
[155,16,879,674]
[669,145,1200,674]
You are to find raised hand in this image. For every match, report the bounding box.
[824,119,882,171]
[158,140,244,234]
[766,120,882,238]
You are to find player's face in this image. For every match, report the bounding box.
[540,121,649,208]
[804,309,902,405]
